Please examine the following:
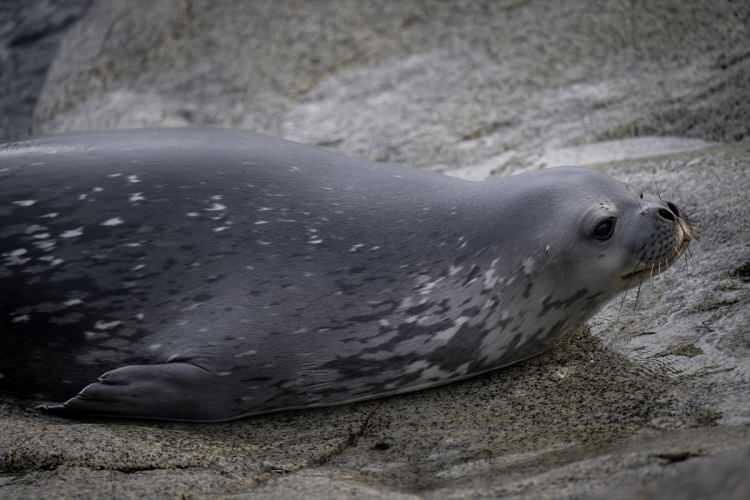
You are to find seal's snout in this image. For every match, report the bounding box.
[622,199,693,284]
[656,200,694,242]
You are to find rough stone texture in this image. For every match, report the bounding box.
[0,0,91,141]
[2,0,750,498]
[32,0,750,174]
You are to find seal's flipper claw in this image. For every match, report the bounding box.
[37,362,238,422]
[37,402,75,417]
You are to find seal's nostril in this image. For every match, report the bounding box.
[666,201,680,218]
[658,208,675,222]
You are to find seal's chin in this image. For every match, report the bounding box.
[621,219,693,284]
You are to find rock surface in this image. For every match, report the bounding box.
[0,0,91,141]
[2,0,750,498]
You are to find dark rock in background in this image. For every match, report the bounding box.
[0,0,90,141]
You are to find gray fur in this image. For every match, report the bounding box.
[0,128,689,421]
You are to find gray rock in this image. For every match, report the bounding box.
[33,0,750,175]
[0,0,91,141]
[624,446,750,500]
[2,0,750,498]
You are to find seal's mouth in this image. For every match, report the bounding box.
[621,219,693,282]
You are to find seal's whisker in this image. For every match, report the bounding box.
[634,278,644,311]
[617,286,629,318]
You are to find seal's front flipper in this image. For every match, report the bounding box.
[39,362,237,422]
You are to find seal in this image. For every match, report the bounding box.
[0,128,692,422]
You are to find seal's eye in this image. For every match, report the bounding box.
[592,217,616,241]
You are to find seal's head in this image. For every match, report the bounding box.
[533,167,693,295]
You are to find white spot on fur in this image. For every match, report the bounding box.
[95,320,122,330]
[522,257,535,275]
[25,224,46,233]
[129,192,145,202]
[399,296,416,310]
[60,227,84,238]
[64,299,83,307]
[84,331,104,340]
[127,175,141,183]
[421,277,444,295]
[4,248,30,265]
[483,269,499,290]
[101,217,124,226]
[40,213,58,218]
[33,240,56,251]
[420,364,452,381]
[235,350,257,358]
[349,243,365,253]
[434,316,470,343]
[406,360,429,373]
[449,265,463,276]
[205,203,227,211]
[12,200,36,207]
[214,226,229,232]
[11,314,30,323]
